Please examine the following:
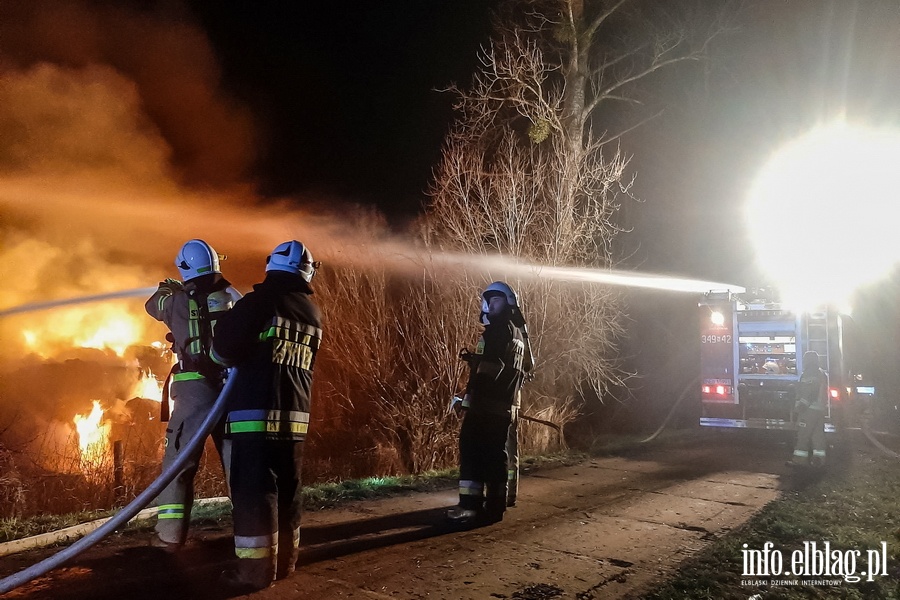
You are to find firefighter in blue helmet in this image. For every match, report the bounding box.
[212,240,323,591]
[790,350,829,467]
[145,239,241,551]
[448,281,534,524]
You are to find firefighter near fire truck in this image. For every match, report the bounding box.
[448,281,534,525]
[790,350,829,467]
[144,239,241,551]
[211,240,323,592]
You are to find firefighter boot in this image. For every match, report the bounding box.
[220,557,275,592]
[447,506,480,522]
[447,482,484,523]
[276,546,301,580]
[148,534,182,554]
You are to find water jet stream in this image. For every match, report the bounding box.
[430,253,745,294]
[0,287,158,317]
[0,258,745,320]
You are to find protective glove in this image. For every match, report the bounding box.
[158,278,184,294]
[459,348,476,365]
[448,395,463,417]
[448,394,471,417]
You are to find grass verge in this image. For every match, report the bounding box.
[643,440,900,599]
[0,450,585,544]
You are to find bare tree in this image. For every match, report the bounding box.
[423,0,733,445]
[312,254,482,475]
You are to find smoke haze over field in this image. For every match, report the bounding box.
[0,0,257,187]
[0,0,399,448]
[0,0,404,311]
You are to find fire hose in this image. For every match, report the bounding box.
[640,376,700,443]
[518,413,566,448]
[860,407,900,459]
[0,370,237,595]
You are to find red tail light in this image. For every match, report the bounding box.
[702,384,730,396]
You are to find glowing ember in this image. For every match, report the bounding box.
[73,400,110,467]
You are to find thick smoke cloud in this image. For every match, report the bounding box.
[0,0,257,187]
[0,0,395,458]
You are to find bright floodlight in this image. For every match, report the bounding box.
[746,122,900,310]
[710,311,725,326]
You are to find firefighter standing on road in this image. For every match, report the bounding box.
[448,281,533,524]
[145,239,241,551]
[211,240,323,591]
[790,350,829,467]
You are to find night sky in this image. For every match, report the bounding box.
[185,1,499,218]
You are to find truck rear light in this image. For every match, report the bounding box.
[702,384,730,396]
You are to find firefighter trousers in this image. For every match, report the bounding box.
[229,437,305,588]
[506,405,519,507]
[793,407,826,465]
[458,409,512,516]
[155,379,228,545]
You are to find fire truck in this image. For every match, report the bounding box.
[699,290,854,434]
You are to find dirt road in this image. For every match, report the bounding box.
[0,431,789,599]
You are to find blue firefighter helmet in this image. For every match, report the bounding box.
[266,240,318,282]
[175,239,220,282]
[480,281,521,324]
[481,281,519,313]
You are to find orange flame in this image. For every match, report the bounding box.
[20,302,155,358]
[133,371,163,403]
[73,400,110,467]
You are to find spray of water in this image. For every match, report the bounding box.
[0,252,745,320]
[0,287,158,318]
[426,252,746,295]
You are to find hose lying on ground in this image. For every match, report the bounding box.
[860,407,900,459]
[0,371,237,595]
[640,376,700,444]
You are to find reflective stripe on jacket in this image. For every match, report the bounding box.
[212,271,322,441]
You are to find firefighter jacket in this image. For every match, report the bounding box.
[463,317,528,414]
[795,367,829,412]
[211,271,322,442]
[145,273,241,384]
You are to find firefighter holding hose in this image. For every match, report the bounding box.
[145,239,241,551]
[448,281,534,524]
[211,240,323,591]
